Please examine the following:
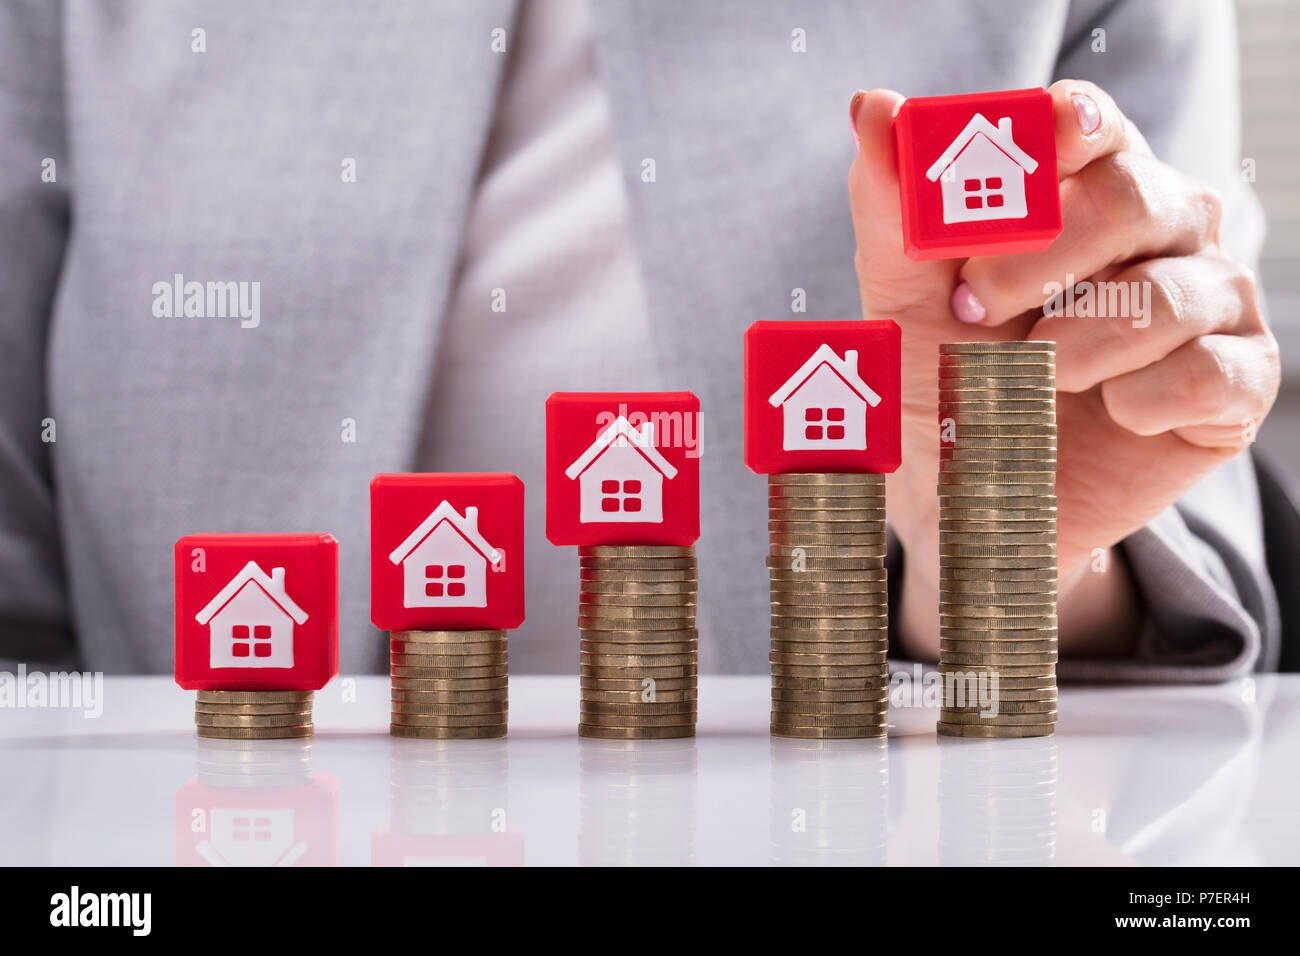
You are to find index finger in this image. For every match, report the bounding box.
[1050,79,1152,177]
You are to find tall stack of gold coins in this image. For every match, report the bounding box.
[389,629,509,739]
[768,473,889,738]
[578,545,698,739]
[937,341,1058,739]
[195,690,314,739]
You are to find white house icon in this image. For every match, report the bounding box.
[388,500,502,609]
[768,343,882,451]
[926,112,1039,224]
[197,808,308,867]
[196,561,308,669]
[565,416,677,523]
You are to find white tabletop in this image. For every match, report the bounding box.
[1,674,1295,866]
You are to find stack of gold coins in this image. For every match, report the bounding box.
[578,545,698,739]
[937,341,1058,739]
[768,473,889,738]
[389,629,508,739]
[195,690,314,739]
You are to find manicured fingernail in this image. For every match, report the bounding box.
[951,282,987,323]
[849,90,866,153]
[1072,93,1101,135]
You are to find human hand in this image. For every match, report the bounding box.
[847,81,1280,660]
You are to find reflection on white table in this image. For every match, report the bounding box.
[0,675,1295,866]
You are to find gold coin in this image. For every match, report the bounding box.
[770,615,889,630]
[770,651,888,666]
[942,699,1058,715]
[578,617,695,632]
[577,712,696,728]
[939,388,1056,402]
[939,342,1055,354]
[582,567,702,582]
[580,664,698,679]
[390,676,509,691]
[770,724,885,739]
[938,673,1055,689]
[937,599,1057,616]
[938,399,1056,412]
[939,710,1058,725]
[939,413,1056,428]
[769,521,885,535]
[981,689,1059,702]
[196,690,312,704]
[769,484,887,499]
[936,722,1054,738]
[195,703,314,716]
[390,724,506,739]
[768,473,886,486]
[939,589,1057,606]
[767,510,888,525]
[940,638,1058,653]
[581,639,697,655]
[939,583,1057,599]
[938,459,1056,475]
[391,664,508,679]
[941,473,1056,489]
[772,688,890,704]
[578,580,699,595]
[770,639,887,655]
[769,500,886,516]
[941,664,1057,679]
[940,619,1057,634]
[390,700,507,716]
[391,689,507,704]
[939,520,1057,534]
[771,699,891,715]
[390,652,509,668]
[770,630,886,649]
[771,592,886,609]
[390,640,506,657]
[581,652,697,668]
[578,724,694,739]
[390,714,511,729]
[941,565,1056,580]
[769,532,888,547]
[770,578,888,594]
[582,688,698,703]
[577,603,696,619]
[771,675,890,691]
[390,629,506,643]
[580,700,698,716]
[941,651,1057,667]
[771,664,889,679]
[194,713,314,728]
[579,545,695,558]
[580,676,697,691]
[197,725,313,739]
[768,565,888,579]
[768,549,887,562]
[769,712,888,728]
[939,542,1057,557]
[940,558,1057,572]
[578,627,698,642]
[579,557,697,571]
[579,592,697,607]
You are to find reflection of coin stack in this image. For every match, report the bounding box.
[938,737,1058,865]
[768,474,889,738]
[195,738,315,787]
[937,342,1058,739]
[578,545,698,739]
[390,630,509,739]
[195,690,314,739]
[390,739,510,836]
[769,737,889,866]
[579,738,698,865]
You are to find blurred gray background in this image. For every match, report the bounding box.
[1242,0,1300,472]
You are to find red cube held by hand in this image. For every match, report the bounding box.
[744,320,901,474]
[894,87,1061,260]
[174,533,339,691]
[546,392,701,546]
[370,473,525,631]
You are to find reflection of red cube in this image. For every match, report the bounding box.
[895,88,1060,260]
[744,321,900,475]
[546,392,701,546]
[370,473,525,631]
[174,534,338,691]
[175,774,340,867]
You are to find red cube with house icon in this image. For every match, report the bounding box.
[546,392,701,546]
[174,533,339,691]
[370,472,525,631]
[744,320,901,474]
[894,87,1061,260]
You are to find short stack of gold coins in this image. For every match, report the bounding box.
[937,341,1058,739]
[389,629,509,739]
[578,545,698,739]
[768,473,889,738]
[195,690,314,739]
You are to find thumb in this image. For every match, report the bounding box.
[849,89,961,321]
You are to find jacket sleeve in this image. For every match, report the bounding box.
[0,0,77,666]
[1051,0,1280,680]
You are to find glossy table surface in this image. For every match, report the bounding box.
[1,675,1296,866]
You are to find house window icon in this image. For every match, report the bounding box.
[769,344,881,451]
[927,113,1038,224]
[388,501,501,609]
[565,416,677,524]
[195,561,308,670]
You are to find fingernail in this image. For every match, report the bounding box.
[951,282,987,323]
[849,90,866,153]
[1071,93,1101,135]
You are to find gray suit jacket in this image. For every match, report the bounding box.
[0,0,1281,675]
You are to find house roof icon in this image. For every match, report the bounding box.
[565,416,678,480]
[925,113,1038,183]
[195,560,309,626]
[388,500,502,567]
[768,343,882,408]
